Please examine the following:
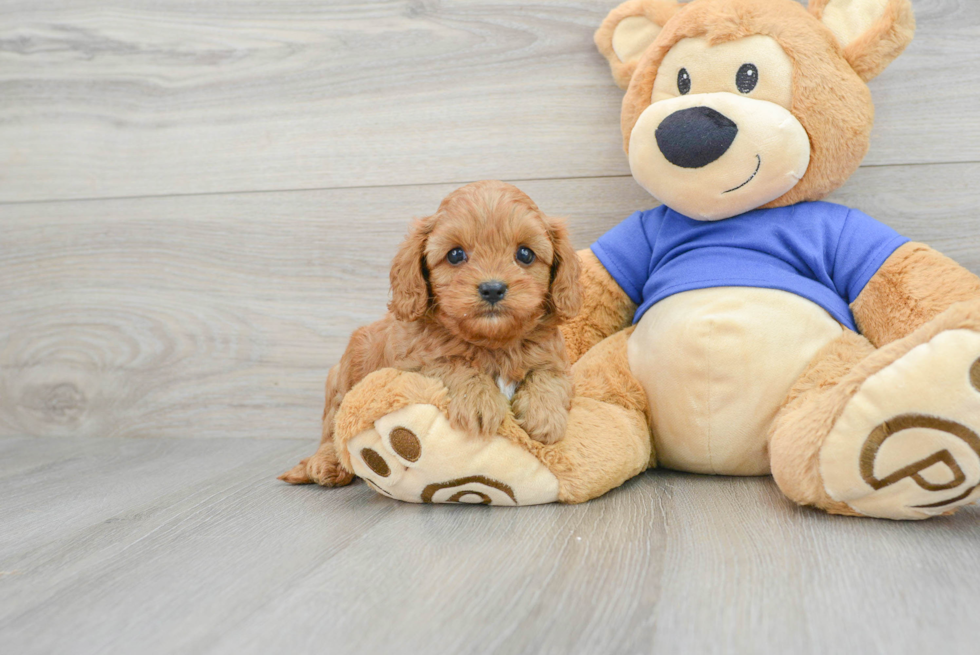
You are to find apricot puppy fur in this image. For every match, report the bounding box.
[280,180,583,486]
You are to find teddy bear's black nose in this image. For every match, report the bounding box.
[478,280,508,305]
[655,106,738,169]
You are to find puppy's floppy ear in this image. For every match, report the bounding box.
[545,216,582,322]
[810,0,915,82]
[388,216,433,322]
[595,0,680,90]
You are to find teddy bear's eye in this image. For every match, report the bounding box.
[736,63,758,93]
[677,68,692,95]
[515,246,536,265]
[446,247,467,265]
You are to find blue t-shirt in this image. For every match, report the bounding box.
[590,201,908,331]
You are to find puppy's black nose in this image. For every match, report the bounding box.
[478,280,508,305]
[655,106,738,169]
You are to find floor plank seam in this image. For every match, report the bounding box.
[1,160,976,207]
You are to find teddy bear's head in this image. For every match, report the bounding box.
[595,0,914,220]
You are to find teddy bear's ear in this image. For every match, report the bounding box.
[810,0,915,82]
[595,0,681,90]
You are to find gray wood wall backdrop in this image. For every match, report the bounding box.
[1,0,979,444]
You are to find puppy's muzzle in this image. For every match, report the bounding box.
[478,280,508,305]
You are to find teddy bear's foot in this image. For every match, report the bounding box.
[333,365,651,505]
[819,329,980,519]
[346,403,560,506]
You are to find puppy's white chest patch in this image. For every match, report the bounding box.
[496,376,518,401]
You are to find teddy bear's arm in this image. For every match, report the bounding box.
[559,249,637,362]
[852,242,980,347]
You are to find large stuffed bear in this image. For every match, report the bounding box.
[312,0,980,520]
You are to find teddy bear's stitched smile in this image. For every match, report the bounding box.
[723,154,762,194]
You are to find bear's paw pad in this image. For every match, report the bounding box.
[821,329,980,519]
[346,404,560,506]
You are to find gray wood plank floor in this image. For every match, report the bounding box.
[2,436,980,655]
[1,0,978,202]
[3,0,980,652]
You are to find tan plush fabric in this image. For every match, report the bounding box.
[770,300,980,517]
[595,0,682,89]
[810,0,916,81]
[811,0,889,48]
[852,242,980,348]
[629,288,842,475]
[650,34,794,107]
[570,326,648,414]
[544,397,652,503]
[496,327,653,503]
[819,329,980,519]
[769,329,875,516]
[559,249,637,363]
[334,368,449,472]
[613,16,665,64]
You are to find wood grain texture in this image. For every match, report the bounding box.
[2,2,979,652]
[2,164,979,441]
[0,436,978,654]
[0,0,978,202]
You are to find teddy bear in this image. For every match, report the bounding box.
[317,0,980,520]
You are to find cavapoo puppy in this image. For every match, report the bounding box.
[280,180,582,486]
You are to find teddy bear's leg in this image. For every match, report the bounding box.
[768,330,875,516]
[770,301,980,519]
[330,329,652,505]
[544,326,653,503]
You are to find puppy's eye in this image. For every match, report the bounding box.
[446,247,467,265]
[677,68,691,95]
[515,246,535,265]
[736,63,758,93]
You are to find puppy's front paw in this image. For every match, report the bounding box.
[518,408,568,445]
[512,392,569,445]
[448,389,509,437]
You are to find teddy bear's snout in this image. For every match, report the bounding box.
[655,106,738,169]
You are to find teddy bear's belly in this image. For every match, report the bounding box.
[627,287,844,475]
